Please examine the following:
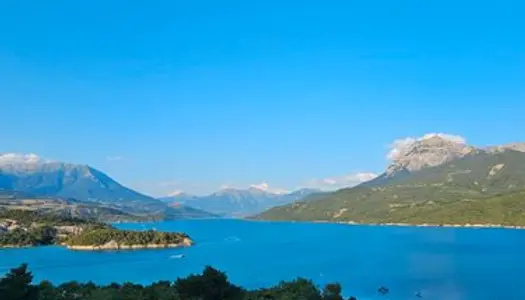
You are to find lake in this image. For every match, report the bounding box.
[1,219,525,300]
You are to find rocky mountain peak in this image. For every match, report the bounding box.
[0,153,92,175]
[386,135,476,176]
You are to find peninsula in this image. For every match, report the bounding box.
[0,209,193,250]
[64,228,193,250]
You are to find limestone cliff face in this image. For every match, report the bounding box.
[385,136,476,176]
[381,136,525,180]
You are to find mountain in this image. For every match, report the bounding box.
[0,155,216,220]
[0,161,158,207]
[383,135,477,177]
[255,137,525,226]
[159,188,320,217]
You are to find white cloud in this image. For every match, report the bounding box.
[106,156,124,161]
[220,182,290,194]
[0,153,44,165]
[387,133,466,161]
[351,172,379,182]
[305,172,378,191]
[167,190,184,197]
[156,181,188,196]
[249,182,270,191]
[251,182,290,194]
[322,178,337,185]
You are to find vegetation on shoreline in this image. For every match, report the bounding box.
[257,190,525,226]
[0,264,364,300]
[0,227,58,247]
[0,210,102,247]
[0,209,191,249]
[0,210,101,227]
[65,228,190,247]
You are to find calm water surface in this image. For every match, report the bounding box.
[1,219,524,300]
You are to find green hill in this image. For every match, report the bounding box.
[0,197,152,223]
[0,190,211,222]
[255,150,525,225]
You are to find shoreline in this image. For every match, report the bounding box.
[310,220,525,230]
[67,243,188,251]
[0,244,38,249]
[66,237,194,251]
[247,218,525,230]
[2,238,194,251]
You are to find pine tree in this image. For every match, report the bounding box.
[0,264,38,300]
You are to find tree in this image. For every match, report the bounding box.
[148,281,178,300]
[84,289,119,300]
[174,266,244,300]
[0,264,38,300]
[38,280,57,300]
[0,264,363,300]
[323,283,344,300]
[34,226,58,245]
[265,278,323,300]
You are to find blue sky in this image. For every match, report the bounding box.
[1,0,524,196]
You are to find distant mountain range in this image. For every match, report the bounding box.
[6,135,525,225]
[0,155,216,220]
[256,137,525,226]
[159,188,321,217]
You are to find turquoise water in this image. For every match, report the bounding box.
[1,219,525,300]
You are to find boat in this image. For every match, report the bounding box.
[170,254,185,259]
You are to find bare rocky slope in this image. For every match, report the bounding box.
[384,136,476,176]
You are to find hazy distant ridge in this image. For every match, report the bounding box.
[159,188,321,217]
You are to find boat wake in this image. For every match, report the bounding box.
[224,236,241,243]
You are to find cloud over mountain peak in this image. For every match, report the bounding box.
[0,153,44,165]
[306,172,378,191]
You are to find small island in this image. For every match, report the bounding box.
[0,209,193,250]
